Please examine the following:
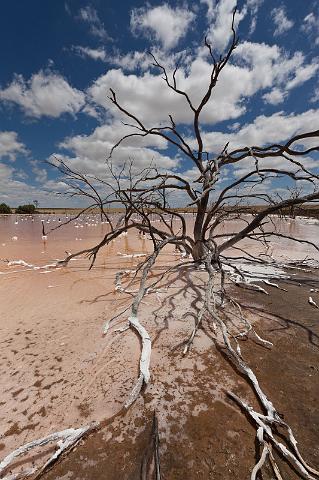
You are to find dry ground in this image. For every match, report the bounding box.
[37,275,319,480]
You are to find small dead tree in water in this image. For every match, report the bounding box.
[2,9,319,480]
[285,185,303,219]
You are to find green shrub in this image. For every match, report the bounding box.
[0,203,12,214]
[15,204,36,214]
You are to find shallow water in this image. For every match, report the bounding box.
[0,213,139,265]
[1,213,318,266]
[214,214,319,263]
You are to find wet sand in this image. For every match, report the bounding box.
[0,214,318,479]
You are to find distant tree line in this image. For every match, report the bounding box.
[0,203,12,214]
[0,203,37,214]
[15,204,36,214]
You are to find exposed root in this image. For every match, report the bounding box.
[228,393,319,480]
[251,426,285,479]
[2,259,62,271]
[117,252,147,259]
[123,238,175,408]
[227,298,273,349]
[178,249,319,478]
[0,423,98,480]
[308,296,319,308]
[125,315,151,408]
[114,270,134,292]
[234,280,269,294]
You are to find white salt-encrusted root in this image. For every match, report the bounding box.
[0,423,98,479]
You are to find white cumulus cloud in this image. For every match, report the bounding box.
[262,88,287,105]
[200,109,319,153]
[0,70,85,118]
[30,160,48,183]
[57,120,175,177]
[203,0,247,52]
[130,4,195,50]
[86,41,318,127]
[0,131,27,161]
[0,162,70,207]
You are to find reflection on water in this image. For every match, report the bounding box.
[206,214,319,261]
[0,213,318,269]
[0,214,134,267]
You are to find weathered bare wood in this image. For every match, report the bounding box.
[0,423,98,480]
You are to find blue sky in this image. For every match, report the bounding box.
[0,0,318,207]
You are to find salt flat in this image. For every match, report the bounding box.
[0,214,318,478]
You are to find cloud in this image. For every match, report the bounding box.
[72,46,106,61]
[110,47,189,73]
[262,88,287,105]
[54,111,319,194]
[261,60,319,105]
[64,2,71,15]
[87,60,250,126]
[199,109,319,153]
[232,154,318,178]
[56,120,175,178]
[202,0,247,52]
[285,62,319,90]
[0,163,16,188]
[130,4,195,50]
[0,131,27,161]
[246,0,264,35]
[235,44,318,105]
[301,11,319,46]
[30,160,48,183]
[192,109,319,179]
[78,6,109,40]
[60,121,167,153]
[200,0,216,20]
[311,84,319,103]
[201,0,264,47]
[86,41,318,127]
[71,45,183,72]
[111,51,150,71]
[0,70,85,118]
[81,103,101,119]
[271,7,294,36]
[0,162,67,207]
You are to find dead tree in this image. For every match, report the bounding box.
[48,15,318,476]
[2,9,319,480]
[104,14,318,261]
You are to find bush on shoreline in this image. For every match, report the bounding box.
[15,204,36,214]
[0,203,12,214]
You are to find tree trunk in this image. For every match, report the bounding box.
[192,185,209,261]
[192,240,206,261]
